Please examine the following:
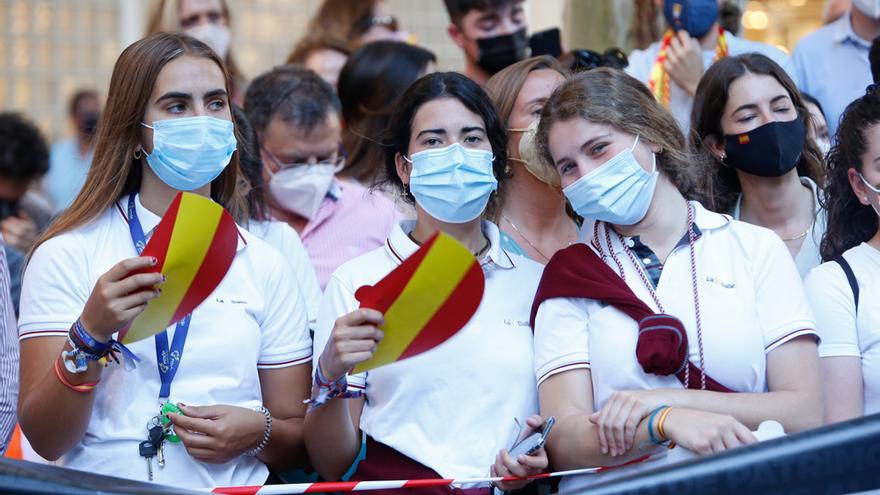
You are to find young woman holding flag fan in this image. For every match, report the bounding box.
[17,33,312,488]
[305,71,546,494]
[530,68,822,492]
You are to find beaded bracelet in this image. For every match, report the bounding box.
[53,358,100,393]
[245,405,272,457]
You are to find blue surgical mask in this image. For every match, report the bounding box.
[141,116,237,191]
[663,0,719,38]
[406,143,498,224]
[563,135,658,226]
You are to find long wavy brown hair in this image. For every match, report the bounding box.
[690,54,825,213]
[33,33,245,255]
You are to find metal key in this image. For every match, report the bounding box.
[139,440,157,481]
[148,426,166,468]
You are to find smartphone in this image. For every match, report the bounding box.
[529,28,562,58]
[508,417,555,458]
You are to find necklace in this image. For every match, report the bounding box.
[501,214,574,262]
[407,231,490,258]
[593,203,708,391]
[780,224,811,242]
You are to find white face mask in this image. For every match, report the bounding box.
[267,162,342,220]
[184,23,231,59]
[852,0,880,19]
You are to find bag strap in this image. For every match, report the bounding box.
[833,256,859,311]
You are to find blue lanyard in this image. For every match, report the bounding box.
[127,194,192,401]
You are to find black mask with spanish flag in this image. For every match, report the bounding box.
[723,118,806,178]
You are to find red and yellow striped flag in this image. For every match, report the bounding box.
[119,192,238,344]
[352,232,485,373]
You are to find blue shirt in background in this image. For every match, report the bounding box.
[45,137,93,213]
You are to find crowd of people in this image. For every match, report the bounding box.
[0,0,879,492]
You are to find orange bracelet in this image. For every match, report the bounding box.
[53,358,99,393]
[657,406,673,441]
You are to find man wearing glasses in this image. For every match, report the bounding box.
[245,64,398,290]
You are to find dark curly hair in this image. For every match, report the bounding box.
[382,71,509,218]
[0,112,49,181]
[820,89,880,261]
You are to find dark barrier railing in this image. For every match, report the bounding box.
[1,414,879,494]
[569,413,880,495]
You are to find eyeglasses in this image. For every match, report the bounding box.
[262,146,345,171]
[569,48,629,72]
[366,15,399,32]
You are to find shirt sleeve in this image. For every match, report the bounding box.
[805,261,860,358]
[18,233,90,341]
[750,229,818,353]
[0,239,18,455]
[625,46,653,84]
[313,273,366,392]
[533,297,591,386]
[256,248,313,369]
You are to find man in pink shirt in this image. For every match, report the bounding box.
[244,65,397,289]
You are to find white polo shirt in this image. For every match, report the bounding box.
[534,202,816,491]
[733,177,827,279]
[248,219,322,331]
[805,242,880,415]
[19,194,312,488]
[313,220,543,480]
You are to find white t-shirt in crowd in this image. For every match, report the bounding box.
[733,177,826,279]
[18,194,313,488]
[805,242,880,415]
[313,220,543,481]
[248,219,322,331]
[533,202,817,491]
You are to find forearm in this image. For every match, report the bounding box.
[304,399,361,480]
[19,341,101,460]
[547,413,659,470]
[654,389,822,432]
[258,416,308,471]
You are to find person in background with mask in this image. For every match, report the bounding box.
[805,87,880,423]
[803,93,832,158]
[17,33,312,487]
[444,0,528,85]
[532,68,821,491]
[0,113,54,312]
[286,36,352,90]
[233,105,322,332]
[793,0,880,136]
[484,55,578,262]
[244,65,397,290]
[691,54,827,278]
[627,0,793,133]
[305,71,547,493]
[147,0,245,105]
[45,90,99,213]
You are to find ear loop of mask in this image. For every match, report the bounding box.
[859,172,880,216]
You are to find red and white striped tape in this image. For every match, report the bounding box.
[207,455,654,494]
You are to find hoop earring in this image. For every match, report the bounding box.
[133,148,142,160]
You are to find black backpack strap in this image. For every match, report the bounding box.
[834,256,859,311]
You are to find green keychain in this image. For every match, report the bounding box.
[160,402,184,443]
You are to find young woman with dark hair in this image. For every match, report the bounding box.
[532,68,822,491]
[690,53,826,277]
[305,72,547,494]
[805,88,880,423]
[17,33,312,487]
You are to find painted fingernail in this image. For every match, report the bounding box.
[161,274,166,282]
[151,257,158,264]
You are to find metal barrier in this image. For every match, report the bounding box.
[571,413,880,495]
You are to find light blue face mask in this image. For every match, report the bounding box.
[141,116,237,191]
[406,142,498,224]
[562,135,659,226]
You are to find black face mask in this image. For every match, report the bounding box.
[79,111,100,137]
[476,28,528,75]
[723,118,806,178]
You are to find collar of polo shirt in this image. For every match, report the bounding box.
[385,220,516,270]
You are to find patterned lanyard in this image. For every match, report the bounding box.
[593,203,707,390]
[126,194,192,401]
[648,25,728,108]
